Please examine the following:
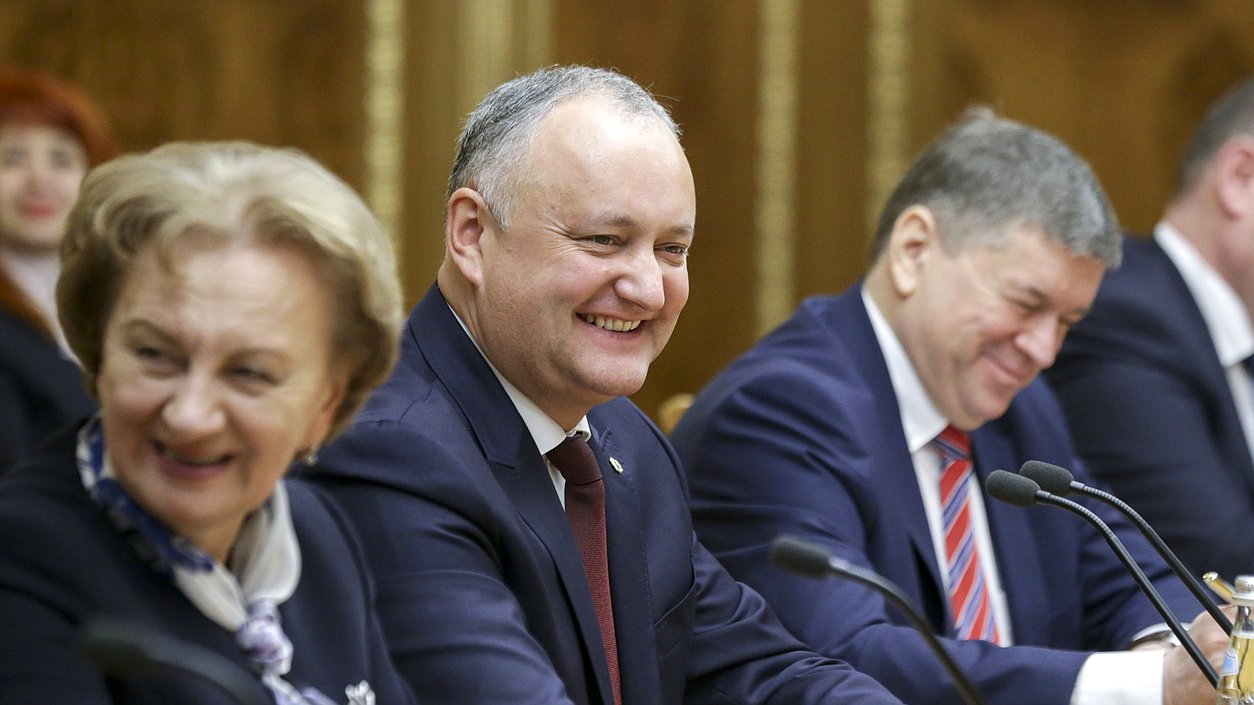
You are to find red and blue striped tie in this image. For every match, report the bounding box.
[934,426,1000,642]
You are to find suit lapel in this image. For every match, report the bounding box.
[412,285,621,705]
[592,423,657,705]
[833,291,946,611]
[1146,240,1254,493]
[495,436,617,705]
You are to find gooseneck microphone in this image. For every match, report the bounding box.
[1018,460,1232,634]
[79,617,271,705]
[771,535,988,705]
[984,470,1219,686]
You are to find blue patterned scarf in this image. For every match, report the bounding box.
[77,415,372,705]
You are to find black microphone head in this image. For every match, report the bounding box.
[79,617,163,678]
[79,616,272,705]
[1019,460,1074,495]
[771,535,835,577]
[985,469,1041,507]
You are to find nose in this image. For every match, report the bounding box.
[160,372,226,437]
[17,160,57,193]
[20,154,55,182]
[614,246,667,312]
[1016,315,1064,371]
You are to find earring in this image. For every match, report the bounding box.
[302,444,320,466]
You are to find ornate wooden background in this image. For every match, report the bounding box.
[1,0,1251,424]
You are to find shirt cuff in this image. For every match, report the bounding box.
[1128,624,1179,649]
[1071,651,1164,705]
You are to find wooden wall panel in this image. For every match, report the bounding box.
[551,0,761,420]
[3,1,1251,428]
[796,0,871,299]
[912,0,1254,234]
[0,0,367,191]
[398,0,557,301]
[399,0,463,299]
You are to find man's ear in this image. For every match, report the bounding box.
[886,205,940,298]
[1215,135,1254,220]
[445,187,494,287]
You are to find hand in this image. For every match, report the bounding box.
[1163,606,1235,705]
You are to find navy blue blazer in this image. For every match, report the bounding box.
[304,285,902,705]
[0,306,95,474]
[1048,235,1254,579]
[671,285,1196,705]
[0,425,416,705]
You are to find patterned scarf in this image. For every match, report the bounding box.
[76,415,369,705]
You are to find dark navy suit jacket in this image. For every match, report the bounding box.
[0,425,416,705]
[1048,235,1254,579]
[0,307,95,474]
[671,285,1196,705]
[304,285,902,705]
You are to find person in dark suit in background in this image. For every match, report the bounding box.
[1048,77,1254,583]
[0,142,415,704]
[304,65,903,705]
[0,68,116,473]
[671,109,1229,705]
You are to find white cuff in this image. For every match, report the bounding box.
[1070,651,1164,705]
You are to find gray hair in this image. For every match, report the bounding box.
[447,65,680,228]
[869,107,1121,267]
[58,141,404,439]
[1175,76,1254,198]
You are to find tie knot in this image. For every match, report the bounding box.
[547,435,602,485]
[933,425,971,463]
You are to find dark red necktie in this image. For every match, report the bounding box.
[547,436,622,705]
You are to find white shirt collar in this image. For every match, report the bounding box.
[449,305,591,453]
[1155,222,1254,367]
[861,287,949,452]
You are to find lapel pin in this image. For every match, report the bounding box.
[609,457,625,474]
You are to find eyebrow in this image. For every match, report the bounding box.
[590,211,694,237]
[120,319,173,340]
[120,319,292,361]
[1018,285,1048,303]
[1012,284,1091,318]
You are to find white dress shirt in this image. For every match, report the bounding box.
[452,307,591,507]
[861,288,1163,705]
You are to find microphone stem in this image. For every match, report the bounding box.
[1075,484,1233,633]
[833,560,988,705]
[1039,494,1219,686]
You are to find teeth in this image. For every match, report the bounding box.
[579,314,641,332]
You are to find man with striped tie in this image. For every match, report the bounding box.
[671,109,1230,705]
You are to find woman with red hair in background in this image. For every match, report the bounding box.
[0,69,116,473]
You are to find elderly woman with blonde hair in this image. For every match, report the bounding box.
[0,141,415,705]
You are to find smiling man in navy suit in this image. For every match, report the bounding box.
[304,66,902,705]
[671,109,1230,705]
[1048,77,1254,582]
